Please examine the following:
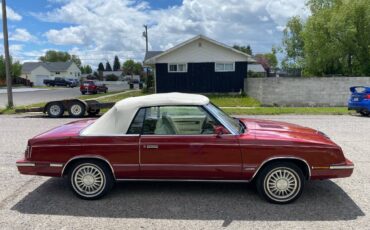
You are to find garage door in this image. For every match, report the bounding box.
[34,75,50,86]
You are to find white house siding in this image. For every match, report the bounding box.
[50,63,81,79]
[23,65,52,86]
[155,38,249,63]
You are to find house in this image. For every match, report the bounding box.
[21,61,81,86]
[247,63,267,77]
[144,35,255,93]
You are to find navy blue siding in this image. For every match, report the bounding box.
[155,62,248,93]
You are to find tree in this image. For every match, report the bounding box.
[113,55,121,71]
[81,65,92,74]
[39,50,82,68]
[0,55,22,82]
[233,45,253,55]
[98,62,105,72]
[105,61,112,71]
[255,49,278,76]
[122,59,143,78]
[282,0,370,76]
[302,0,370,75]
[281,16,305,70]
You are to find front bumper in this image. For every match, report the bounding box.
[311,158,354,180]
[16,158,64,177]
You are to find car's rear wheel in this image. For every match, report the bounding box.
[360,110,370,116]
[46,102,64,118]
[69,160,114,200]
[256,162,304,204]
[68,101,86,118]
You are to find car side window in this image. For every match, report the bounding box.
[127,108,146,134]
[142,106,226,135]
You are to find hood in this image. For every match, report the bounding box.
[33,119,96,139]
[240,118,337,146]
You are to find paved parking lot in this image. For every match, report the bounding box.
[0,114,368,229]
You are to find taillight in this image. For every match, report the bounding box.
[365,94,370,99]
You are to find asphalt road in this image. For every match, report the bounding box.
[0,84,129,108]
[0,115,368,229]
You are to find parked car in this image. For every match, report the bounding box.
[67,78,79,87]
[80,80,108,95]
[43,77,76,87]
[16,93,354,203]
[348,86,370,116]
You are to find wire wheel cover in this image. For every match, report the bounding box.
[73,164,105,196]
[264,167,300,201]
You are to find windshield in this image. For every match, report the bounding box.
[205,103,244,134]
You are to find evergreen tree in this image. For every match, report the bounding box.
[113,56,121,71]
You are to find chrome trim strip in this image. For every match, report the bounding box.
[50,163,64,167]
[112,164,139,167]
[116,178,250,183]
[61,155,116,179]
[32,143,137,148]
[329,165,354,170]
[239,144,338,149]
[140,164,241,167]
[250,156,311,180]
[16,162,35,167]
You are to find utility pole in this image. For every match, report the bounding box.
[143,25,148,53]
[2,0,13,108]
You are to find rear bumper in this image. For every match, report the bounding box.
[16,158,64,177]
[311,158,354,180]
[348,100,370,111]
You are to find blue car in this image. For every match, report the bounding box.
[348,86,370,116]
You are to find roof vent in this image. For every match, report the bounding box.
[198,42,202,47]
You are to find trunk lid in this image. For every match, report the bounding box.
[349,86,370,102]
[33,119,96,139]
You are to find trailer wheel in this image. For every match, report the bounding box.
[88,109,100,116]
[46,102,64,118]
[68,101,86,118]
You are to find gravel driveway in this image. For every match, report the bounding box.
[0,114,368,229]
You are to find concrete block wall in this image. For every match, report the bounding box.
[245,77,370,106]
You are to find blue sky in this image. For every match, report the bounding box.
[1,0,309,68]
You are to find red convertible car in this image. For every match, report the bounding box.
[16,93,354,204]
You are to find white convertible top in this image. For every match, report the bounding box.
[81,92,210,135]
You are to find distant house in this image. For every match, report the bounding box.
[247,63,267,77]
[21,61,81,86]
[144,35,255,93]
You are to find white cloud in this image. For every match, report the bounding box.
[0,4,22,21]
[34,0,308,66]
[9,28,37,42]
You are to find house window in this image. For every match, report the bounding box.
[168,63,187,73]
[215,63,235,72]
[55,72,60,75]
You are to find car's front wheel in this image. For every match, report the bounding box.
[256,162,304,204]
[69,160,114,200]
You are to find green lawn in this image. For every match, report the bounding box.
[0,90,352,116]
[223,107,350,115]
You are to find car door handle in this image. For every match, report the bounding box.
[144,144,159,149]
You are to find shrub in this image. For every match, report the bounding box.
[106,74,118,81]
